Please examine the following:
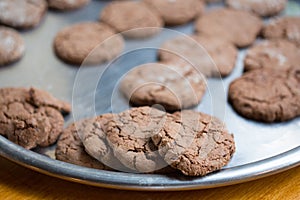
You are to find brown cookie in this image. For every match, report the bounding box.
[0,87,70,149]
[78,114,129,172]
[229,68,300,122]
[143,0,204,25]
[158,35,238,77]
[262,17,300,46]
[244,39,300,72]
[0,0,47,29]
[99,1,163,38]
[226,0,287,17]
[195,8,262,48]
[55,119,110,170]
[54,22,124,65]
[120,61,206,111]
[152,110,235,176]
[47,0,90,10]
[0,26,25,66]
[105,107,171,173]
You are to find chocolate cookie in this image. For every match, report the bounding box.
[54,22,124,65]
[55,119,110,170]
[99,1,163,38]
[0,26,25,66]
[195,8,262,48]
[0,0,47,29]
[120,61,206,111]
[0,87,71,149]
[143,0,204,25]
[158,35,238,77]
[105,107,171,173]
[48,0,90,10]
[229,68,300,122]
[262,17,300,46]
[244,39,300,72]
[78,114,128,171]
[226,0,287,17]
[152,110,235,176]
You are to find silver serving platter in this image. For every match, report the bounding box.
[0,0,300,191]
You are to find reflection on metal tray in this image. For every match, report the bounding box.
[0,0,300,191]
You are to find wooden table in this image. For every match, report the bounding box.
[0,156,299,200]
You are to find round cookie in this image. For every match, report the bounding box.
[78,114,129,172]
[226,0,287,17]
[0,0,47,29]
[99,1,163,38]
[159,35,238,77]
[262,17,300,46]
[143,0,204,25]
[105,107,171,173]
[54,22,124,65]
[0,87,71,149]
[244,39,300,72]
[229,68,300,122]
[195,8,262,48]
[120,61,206,111]
[0,26,25,66]
[55,119,110,170]
[48,0,90,10]
[152,110,236,176]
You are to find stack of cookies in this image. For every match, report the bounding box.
[56,106,236,176]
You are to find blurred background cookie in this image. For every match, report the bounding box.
[47,0,90,10]
[0,0,47,29]
[0,26,25,66]
[54,22,124,65]
[195,8,262,48]
[143,0,204,25]
[226,0,287,17]
[262,17,300,46]
[99,1,163,38]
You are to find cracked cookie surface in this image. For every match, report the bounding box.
[244,39,300,72]
[0,87,70,149]
[105,107,172,173]
[195,8,262,48]
[152,110,235,176]
[0,26,25,66]
[0,0,47,29]
[54,22,124,65]
[158,35,238,77]
[78,114,128,171]
[56,118,112,170]
[120,61,206,111]
[229,68,300,122]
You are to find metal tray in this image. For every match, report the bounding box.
[0,0,300,191]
